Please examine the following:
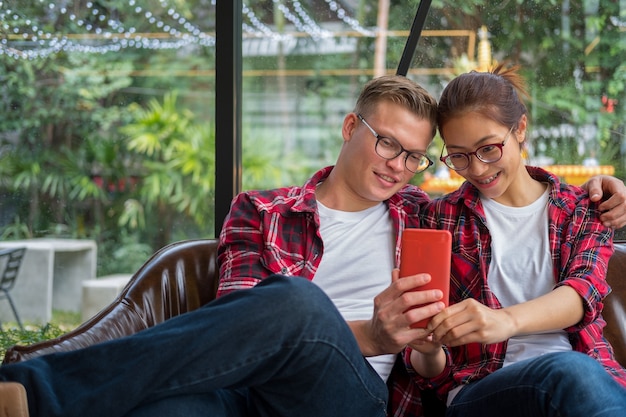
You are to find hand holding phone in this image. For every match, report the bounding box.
[400,228,451,328]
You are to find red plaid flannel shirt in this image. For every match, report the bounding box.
[217,166,430,417]
[408,166,626,403]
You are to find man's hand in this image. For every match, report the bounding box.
[582,175,626,229]
[351,269,445,356]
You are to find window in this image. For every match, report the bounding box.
[1,0,624,284]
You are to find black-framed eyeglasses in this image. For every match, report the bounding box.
[439,126,515,171]
[357,114,433,174]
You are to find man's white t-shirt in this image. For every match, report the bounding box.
[313,201,397,381]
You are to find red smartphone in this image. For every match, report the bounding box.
[400,228,452,328]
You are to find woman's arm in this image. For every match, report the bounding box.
[430,195,613,346]
[428,286,583,347]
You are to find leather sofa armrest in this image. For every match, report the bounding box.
[604,242,626,366]
[2,238,220,364]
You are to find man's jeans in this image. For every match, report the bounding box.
[447,351,626,417]
[0,275,389,417]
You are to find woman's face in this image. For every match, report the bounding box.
[440,112,528,204]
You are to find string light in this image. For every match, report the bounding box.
[274,0,330,40]
[324,0,374,36]
[0,0,377,60]
[243,3,291,42]
[0,0,215,59]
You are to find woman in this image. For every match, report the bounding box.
[407,64,626,417]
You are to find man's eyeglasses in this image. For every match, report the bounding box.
[357,114,433,174]
[439,126,515,171]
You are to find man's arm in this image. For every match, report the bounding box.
[217,192,269,297]
[582,175,626,228]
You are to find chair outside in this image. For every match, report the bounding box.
[0,247,26,330]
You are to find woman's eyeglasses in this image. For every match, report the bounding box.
[439,126,515,171]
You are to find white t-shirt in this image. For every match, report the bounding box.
[448,189,572,406]
[481,189,571,368]
[313,201,396,381]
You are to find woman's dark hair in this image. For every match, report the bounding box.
[437,63,529,137]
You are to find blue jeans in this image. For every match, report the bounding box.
[0,275,389,417]
[447,351,626,417]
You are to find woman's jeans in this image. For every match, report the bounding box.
[447,351,626,417]
[0,275,389,417]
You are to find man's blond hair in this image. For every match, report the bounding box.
[354,75,438,139]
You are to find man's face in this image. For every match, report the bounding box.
[337,101,433,210]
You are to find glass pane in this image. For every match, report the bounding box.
[0,0,216,325]
[241,0,444,190]
[240,0,625,201]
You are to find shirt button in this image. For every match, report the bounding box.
[281,267,288,275]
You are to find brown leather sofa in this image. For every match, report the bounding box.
[3,238,626,412]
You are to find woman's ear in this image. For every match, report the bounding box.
[516,114,528,143]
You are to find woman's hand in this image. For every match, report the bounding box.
[408,332,446,378]
[428,298,516,347]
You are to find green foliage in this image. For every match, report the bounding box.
[0,50,216,261]
[0,324,65,358]
[241,130,326,191]
[0,310,81,359]
[97,231,154,276]
[0,216,31,240]
[120,92,216,247]
[424,1,626,172]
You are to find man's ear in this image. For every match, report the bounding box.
[342,112,358,142]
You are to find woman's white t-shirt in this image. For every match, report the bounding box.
[448,188,572,406]
[481,189,571,367]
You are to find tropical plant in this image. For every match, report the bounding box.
[120,91,216,248]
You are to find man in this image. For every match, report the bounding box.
[1,75,625,417]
